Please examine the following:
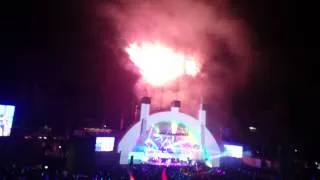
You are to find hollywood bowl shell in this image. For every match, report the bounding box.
[118,101,221,167]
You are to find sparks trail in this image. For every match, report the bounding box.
[125,42,200,87]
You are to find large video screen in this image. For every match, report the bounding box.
[223,144,243,158]
[0,105,15,137]
[95,137,115,152]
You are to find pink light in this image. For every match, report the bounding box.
[161,168,167,180]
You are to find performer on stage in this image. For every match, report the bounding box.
[0,114,5,136]
[0,113,9,136]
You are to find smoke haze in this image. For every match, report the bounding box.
[99,0,253,119]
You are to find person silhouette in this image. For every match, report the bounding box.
[0,114,5,136]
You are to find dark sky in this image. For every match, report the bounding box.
[0,1,318,157]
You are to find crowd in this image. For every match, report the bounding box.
[0,163,279,180]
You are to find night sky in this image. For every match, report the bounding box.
[0,1,318,158]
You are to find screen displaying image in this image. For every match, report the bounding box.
[224,144,243,158]
[0,105,15,137]
[95,137,115,152]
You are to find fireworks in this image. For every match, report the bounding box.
[125,42,200,86]
[103,0,252,113]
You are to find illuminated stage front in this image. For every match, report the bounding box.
[118,98,221,167]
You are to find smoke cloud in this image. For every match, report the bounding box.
[99,0,253,119]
